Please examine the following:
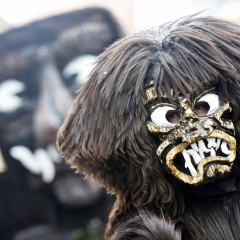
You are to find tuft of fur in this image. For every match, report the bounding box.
[109,209,184,240]
[57,15,240,239]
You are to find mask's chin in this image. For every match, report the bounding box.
[162,134,236,185]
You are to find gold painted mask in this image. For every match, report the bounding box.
[146,87,236,185]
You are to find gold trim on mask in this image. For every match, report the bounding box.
[146,121,174,133]
[214,102,234,130]
[145,87,157,102]
[143,87,174,104]
[206,165,231,178]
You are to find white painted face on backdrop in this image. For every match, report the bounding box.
[1,54,96,183]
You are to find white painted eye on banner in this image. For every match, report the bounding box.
[0,79,25,113]
[62,54,96,92]
[194,93,219,117]
[151,106,181,127]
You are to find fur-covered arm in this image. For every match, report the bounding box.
[109,210,183,240]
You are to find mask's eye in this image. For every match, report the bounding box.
[194,102,210,116]
[194,93,219,116]
[151,106,181,127]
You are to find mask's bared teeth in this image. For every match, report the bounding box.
[198,140,210,152]
[182,149,197,176]
[175,136,232,178]
[221,141,230,155]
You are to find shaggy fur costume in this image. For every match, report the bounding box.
[57,15,240,239]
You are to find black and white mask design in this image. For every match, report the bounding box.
[146,88,236,185]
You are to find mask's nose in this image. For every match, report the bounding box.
[179,98,215,143]
[183,108,194,119]
[180,98,195,119]
[181,117,216,143]
[33,61,73,146]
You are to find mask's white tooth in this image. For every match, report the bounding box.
[47,144,62,163]
[198,140,210,152]
[216,139,221,150]
[182,149,197,176]
[198,140,210,159]
[207,138,216,148]
[210,147,216,156]
[9,146,41,174]
[207,138,212,148]
[190,143,198,152]
[221,141,230,155]
[35,149,55,183]
[199,150,205,159]
[187,149,201,164]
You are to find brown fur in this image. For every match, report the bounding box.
[57,15,240,239]
[109,209,184,240]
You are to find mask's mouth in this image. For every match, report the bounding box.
[174,138,230,176]
[162,130,236,185]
